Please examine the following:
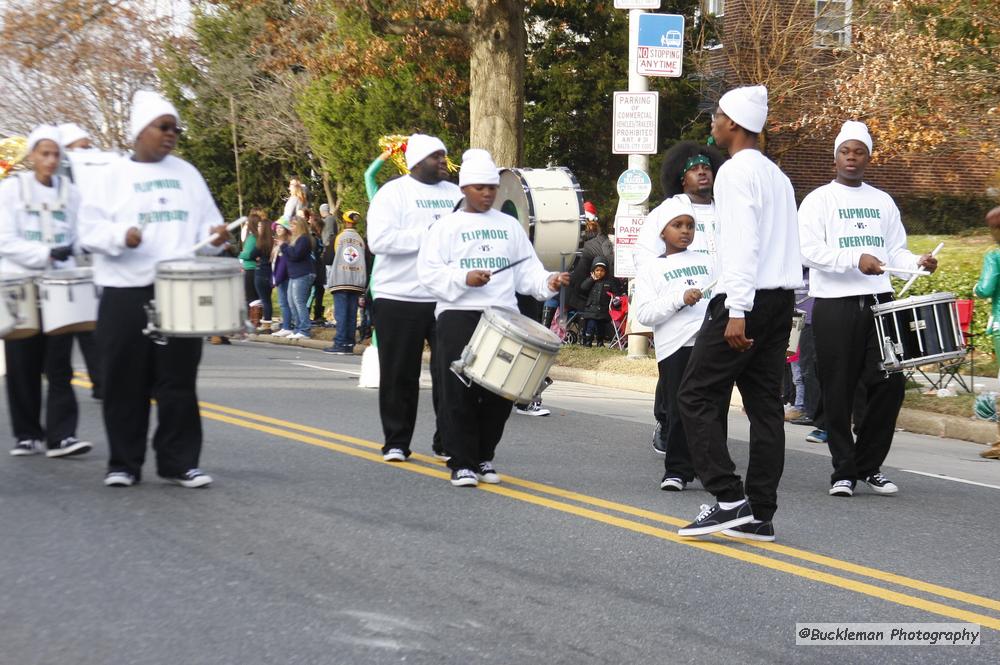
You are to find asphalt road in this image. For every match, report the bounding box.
[1,340,998,664]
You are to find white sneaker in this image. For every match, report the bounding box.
[382,448,407,462]
[249,299,262,308]
[10,439,42,456]
[515,400,550,416]
[828,479,855,497]
[271,329,293,337]
[104,471,136,487]
[287,332,309,340]
[46,437,92,458]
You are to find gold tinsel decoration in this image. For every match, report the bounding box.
[0,136,28,179]
[378,134,459,175]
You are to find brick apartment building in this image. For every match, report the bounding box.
[696,0,998,212]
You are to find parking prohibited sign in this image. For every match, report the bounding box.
[637,13,685,78]
[612,91,658,155]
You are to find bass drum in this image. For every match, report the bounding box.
[494,167,584,271]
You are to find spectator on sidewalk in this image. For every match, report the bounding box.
[309,214,327,325]
[974,205,1000,459]
[323,210,368,355]
[578,257,622,347]
[250,210,274,333]
[271,217,294,337]
[281,217,315,340]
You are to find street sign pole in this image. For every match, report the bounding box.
[625,8,650,359]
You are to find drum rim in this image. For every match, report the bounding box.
[0,273,37,285]
[39,267,95,284]
[872,291,956,313]
[482,306,562,352]
[882,349,967,370]
[156,257,242,276]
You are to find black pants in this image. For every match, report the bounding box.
[75,330,103,398]
[254,269,273,320]
[4,333,77,446]
[312,272,325,321]
[373,298,441,454]
[436,310,513,471]
[243,268,256,306]
[813,294,904,483]
[797,323,821,421]
[657,346,731,480]
[97,287,204,480]
[678,290,794,522]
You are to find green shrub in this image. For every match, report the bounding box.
[897,196,996,234]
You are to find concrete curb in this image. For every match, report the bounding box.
[242,333,992,445]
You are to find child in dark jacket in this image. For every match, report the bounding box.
[578,256,622,346]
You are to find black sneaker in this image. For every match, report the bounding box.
[163,469,213,488]
[450,468,478,487]
[9,439,42,456]
[432,448,451,461]
[864,472,898,495]
[678,501,753,537]
[828,479,855,497]
[104,471,137,487]
[651,423,666,455]
[46,436,92,458]
[722,520,775,542]
[659,474,686,491]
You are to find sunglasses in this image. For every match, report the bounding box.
[153,122,184,135]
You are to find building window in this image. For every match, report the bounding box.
[699,0,725,50]
[815,0,852,48]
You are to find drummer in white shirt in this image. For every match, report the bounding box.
[417,149,569,487]
[79,90,229,488]
[799,120,937,498]
[0,125,92,458]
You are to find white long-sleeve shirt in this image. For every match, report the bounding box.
[713,149,802,318]
[634,194,718,269]
[633,250,715,362]
[417,208,556,318]
[78,155,224,288]
[0,173,79,274]
[367,175,462,302]
[799,180,918,298]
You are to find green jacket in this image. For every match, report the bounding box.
[974,247,1000,331]
[238,234,257,271]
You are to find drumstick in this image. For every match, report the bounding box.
[883,266,931,277]
[898,242,943,297]
[489,256,530,276]
[190,218,244,253]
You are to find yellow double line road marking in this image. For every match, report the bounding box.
[70,374,1000,629]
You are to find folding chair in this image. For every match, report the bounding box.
[608,294,629,351]
[938,298,975,392]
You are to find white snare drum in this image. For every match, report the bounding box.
[38,268,98,335]
[871,292,965,372]
[787,309,806,356]
[494,166,583,270]
[0,274,39,340]
[451,307,562,403]
[153,258,244,336]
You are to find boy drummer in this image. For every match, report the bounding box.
[416,149,569,487]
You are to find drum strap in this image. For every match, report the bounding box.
[16,172,66,245]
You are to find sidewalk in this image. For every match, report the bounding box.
[243,333,998,446]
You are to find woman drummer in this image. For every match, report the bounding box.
[0,124,92,458]
[416,149,569,487]
[79,90,229,488]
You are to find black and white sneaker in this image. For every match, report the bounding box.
[659,474,686,491]
[46,437,92,458]
[476,461,501,484]
[652,423,667,455]
[864,472,898,495]
[450,468,479,487]
[515,400,550,416]
[431,447,451,461]
[829,479,855,497]
[723,520,776,542]
[9,439,42,456]
[104,471,137,487]
[382,448,407,462]
[164,469,213,488]
[678,501,753,537]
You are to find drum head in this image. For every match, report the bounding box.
[873,291,956,314]
[157,257,242,277]
[40,267,94,283]
[0,272,33,286]
[483,306,561,352]
[496,169,532,239]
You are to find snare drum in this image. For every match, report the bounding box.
[0,274,39,340]
[787,309,806,356]
[871,292,965,372]
[494,167,584,270]
[451,307,562,403]
[38,268,98,335]
[153,257,244,336]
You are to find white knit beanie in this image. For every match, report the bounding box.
[27,124,63,155]
[833,120,873,156]
[458,149,500,187]
[129,90,180,143]
[405,133,447,170]
[718,85,768,133]
[57,122,90,148]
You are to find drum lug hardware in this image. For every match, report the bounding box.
[881,336,901,371]
[142,301,168,346]
[449,345,476,389]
